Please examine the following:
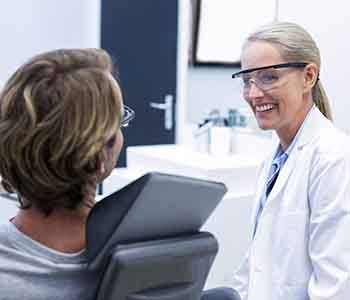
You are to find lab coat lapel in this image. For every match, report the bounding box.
[251,150,275,230]
[265,151,296,203]
[295,107,330,149]
[264,107,328,208]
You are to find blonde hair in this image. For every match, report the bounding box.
[0,48,123,214]
[245,22,332,120]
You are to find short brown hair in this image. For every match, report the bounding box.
[0,48,123,214]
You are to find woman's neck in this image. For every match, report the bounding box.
[12,180,97,253]
[277,100,313,151]
[12,204,92,253]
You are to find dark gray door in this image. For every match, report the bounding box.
[101,0,178,166]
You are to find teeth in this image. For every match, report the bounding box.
[256,104,275,112]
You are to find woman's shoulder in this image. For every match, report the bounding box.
[315,123,350,156]
[303,107,350,157]
[309,123,350,172]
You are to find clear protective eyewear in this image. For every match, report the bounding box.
[232,62,308,94]
[103,105,135,150]
[120,105,135,128]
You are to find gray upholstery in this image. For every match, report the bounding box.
[95,232,218,300]
[85,172,234,300]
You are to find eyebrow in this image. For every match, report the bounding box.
[232,62,308,78]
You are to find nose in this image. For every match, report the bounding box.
[246,81,264,99]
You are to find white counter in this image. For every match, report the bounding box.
[127,144,263,197]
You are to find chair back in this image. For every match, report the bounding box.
[96,232,218,300]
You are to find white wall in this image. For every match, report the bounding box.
[0,0,100,86]
[279,0,350,134]
[186,67,246,124]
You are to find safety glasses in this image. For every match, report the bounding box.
[121,105,135,128]
[232,62,308,95]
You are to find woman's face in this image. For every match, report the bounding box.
[240,41,313,144]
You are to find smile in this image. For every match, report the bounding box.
[255,104,276,112]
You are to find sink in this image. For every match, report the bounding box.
[127,144,263,197]
[125,128,274,196]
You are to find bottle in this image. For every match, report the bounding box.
[238,114,247,127]
[227,109,238,127]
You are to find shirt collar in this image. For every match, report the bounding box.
[272,144,288,166]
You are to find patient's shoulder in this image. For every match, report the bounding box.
[0,221,13,245]
[0,222,23,257]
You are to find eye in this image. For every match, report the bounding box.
[241,76,252,88]
[259,71,279,84]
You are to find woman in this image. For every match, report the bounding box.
[231,22,350,300]
[0,48,133,299]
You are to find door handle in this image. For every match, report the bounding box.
[149,94,173,130]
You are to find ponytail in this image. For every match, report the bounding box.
[312,80,332,121]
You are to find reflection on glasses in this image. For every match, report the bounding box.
[232,62,308,94]
[121,105,135,127]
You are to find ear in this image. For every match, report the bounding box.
[95,156,106,182]
[1,179,14,193]
[303,63,318,93]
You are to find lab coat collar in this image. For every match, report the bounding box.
[294,106,331,149]
[252,106,330,225]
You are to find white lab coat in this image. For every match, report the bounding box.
[232,107,350,300]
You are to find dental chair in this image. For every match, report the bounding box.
[85,172,240,300]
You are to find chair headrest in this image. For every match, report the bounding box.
[86,172,226,266]
[86,174,148,262]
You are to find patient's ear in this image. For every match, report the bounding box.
[96,158,106,183]
[1,179,14,193]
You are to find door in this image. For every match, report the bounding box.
[101,0,178,166]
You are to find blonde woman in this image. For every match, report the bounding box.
[0,49,134,299]
[231,22,350,300]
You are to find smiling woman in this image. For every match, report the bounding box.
[230,22,350,300]
[232,22,332,149]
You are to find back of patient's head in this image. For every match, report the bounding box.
[0,48,123,215]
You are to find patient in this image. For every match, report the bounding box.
[0,48,240,300]
[0,48,127,299]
